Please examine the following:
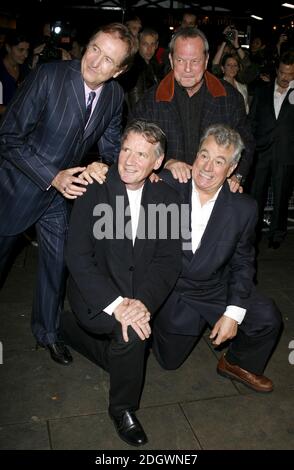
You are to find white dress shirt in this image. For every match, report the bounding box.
[274,79,294,119]
[104,186,144,315]
[191,181,246,324]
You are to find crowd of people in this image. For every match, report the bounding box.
[0,10,293,447]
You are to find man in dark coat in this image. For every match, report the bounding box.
[153,124,281,393]
[62,120,182,446]
[132,27,255,192]
[249,51,294,248]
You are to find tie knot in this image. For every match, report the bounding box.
[87,91,96,105]
[85,91,96,127]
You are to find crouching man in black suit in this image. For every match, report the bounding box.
[153,124,282,393]
[62,120,181,446]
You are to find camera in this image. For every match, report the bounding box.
[225,28,235,42]
[38,21,72,64]
[39,36,62,62]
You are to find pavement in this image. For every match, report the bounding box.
[0,233,293,451]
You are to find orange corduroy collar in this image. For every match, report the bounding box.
[155,70,227,102]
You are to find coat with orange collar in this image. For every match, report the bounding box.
[132,70,255,178]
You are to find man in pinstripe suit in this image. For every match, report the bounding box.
[0,23,137,365]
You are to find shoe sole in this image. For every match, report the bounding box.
[217,368,273,393]
[50,356,73,366]
[114,431,148,447]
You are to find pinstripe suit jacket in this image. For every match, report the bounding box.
[0,60,124,235]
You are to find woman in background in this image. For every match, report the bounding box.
[0,30,30,115]
[221,53,250,114]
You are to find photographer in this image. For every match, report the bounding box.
[211,26,251,83]
[32,21,71,68]
[274,30,294,59]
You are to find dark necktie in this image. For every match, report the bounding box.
[85,91,96,126]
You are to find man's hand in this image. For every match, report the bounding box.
[121,299,151,342]
[132,318,151,341]
[228,175,243,193]
[164,159,192,183]
[59,48,72,61]
[51,166,88,199]
[121,299,150,323]
[79,162,109,185]
[209,316,238,346]
[113,299,151,342]
[149,172,161,183]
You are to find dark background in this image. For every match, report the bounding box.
[0,1,293,50]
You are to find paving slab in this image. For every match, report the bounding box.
[182,389,294,450]
[0,350,108,425]
[0,303,34,352]
[49,404,200,450]
[0,421,50,450]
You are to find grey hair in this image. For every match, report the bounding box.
[169,27,209,57]
[122,120,166,159]
[199,124,244,164]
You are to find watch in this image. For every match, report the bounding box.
[234,173,245,184]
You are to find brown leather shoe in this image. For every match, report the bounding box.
[217,354,273,393]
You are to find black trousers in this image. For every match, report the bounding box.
[61,310,147,417]
[152,291,282,375]
[250,156,294,243]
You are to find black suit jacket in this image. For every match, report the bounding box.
[249,81,294,165]
[156,172,258,335]
[0,60,124,235]
[65,166,182,330]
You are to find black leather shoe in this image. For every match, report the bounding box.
[109,410,148,446]
[46,342,73,366]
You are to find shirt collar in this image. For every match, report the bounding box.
[192,179,223,204]
[126,185,144,196]
[84,82,104,100]
[274,78,294,95]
